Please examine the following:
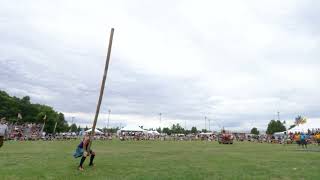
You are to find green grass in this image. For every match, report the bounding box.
[0,140,319,180]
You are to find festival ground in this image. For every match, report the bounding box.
[1,140,319,180]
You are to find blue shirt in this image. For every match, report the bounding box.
[300,134,306,140]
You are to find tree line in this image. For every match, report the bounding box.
[0,90,69,133]
[251,115,307,135]
[1,90,307,135]
[155,123,200,135]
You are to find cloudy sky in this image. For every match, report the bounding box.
[1,0,319,131]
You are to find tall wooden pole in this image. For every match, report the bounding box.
[89,28,114,146]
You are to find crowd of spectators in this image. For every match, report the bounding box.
[117,129,320,146]
[3,122,113,141]
[3,121,320,146]
[7,123,42,140]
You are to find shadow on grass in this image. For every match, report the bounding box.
[294,147,320,152]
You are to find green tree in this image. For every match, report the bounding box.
[56,113,69,132]
[108,127,119,133]
[77,126,81,133]
[156,127,162,133]
[175,123,185,134]
[0,90,68,133]
[191,126,197,134]
[0,91,21,121]
[171,124,177,134]
[266,120,286,134]
[84,126,89,131]
[201,129,208,133]
[70,123,78,132]
[250,127,259,135]
[170,123,185,134]
[162,127,171,135]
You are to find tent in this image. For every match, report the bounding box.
[85,128,104,134]
[200,132,214,135]
[147,130,160,135]
[117,125,146,136]
[273,131,285,136]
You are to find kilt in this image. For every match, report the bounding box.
[73,147,94,158]
[73,147,84,158]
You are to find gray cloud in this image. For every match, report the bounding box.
[0,0,319,131]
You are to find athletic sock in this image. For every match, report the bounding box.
[89,155,95,165]
[79,156,86,167]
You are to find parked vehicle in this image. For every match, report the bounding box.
[218,130,234,144]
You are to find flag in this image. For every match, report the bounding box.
[17,113,22,119]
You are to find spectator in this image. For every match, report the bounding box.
[0,118,9,148]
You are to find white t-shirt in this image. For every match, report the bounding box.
[0,124,8,136]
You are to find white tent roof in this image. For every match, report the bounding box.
[120,125,146,132]
[274,131,285,136]
[200,132,214,135]
[147,130,160,135]
[85,128,104,134]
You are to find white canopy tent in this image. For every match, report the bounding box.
[85,128,104,134]
[117,125,147,136]
[199,132,214,136]
[147,130,160,135]
[274,131,285,136]
[119,125,146,132]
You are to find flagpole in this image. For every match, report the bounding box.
[17,113,22,124]
[88,28,114,148]
[40,114,47,137]
[107,109,111,130]
[53,121,58,134]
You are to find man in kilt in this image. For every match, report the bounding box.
[73,134,96,171]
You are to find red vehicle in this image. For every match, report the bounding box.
[218,130,234,144]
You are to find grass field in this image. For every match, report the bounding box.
[0,140,320,180]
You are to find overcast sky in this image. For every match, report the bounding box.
[1,0,319,131]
